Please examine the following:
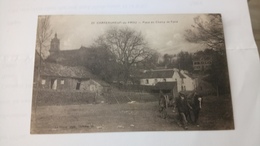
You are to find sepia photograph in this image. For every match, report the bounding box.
[30,14,234,134]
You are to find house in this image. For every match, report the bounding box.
[38,62,110,93]
[193,56,212,71]
[139,68,196,93]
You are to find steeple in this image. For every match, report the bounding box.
[49,33,60,55]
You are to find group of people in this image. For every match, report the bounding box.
[159,91,203,130]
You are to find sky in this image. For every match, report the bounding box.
[48,14,208,55]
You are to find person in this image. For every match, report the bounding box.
[192,92,203,127]
[158,91,169,119]
[176,92,192,130]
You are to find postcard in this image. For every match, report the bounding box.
[31,14,234,134]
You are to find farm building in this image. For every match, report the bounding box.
[37,62,110,93]
[139,68,196,93]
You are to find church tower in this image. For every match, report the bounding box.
[49,33,60,55]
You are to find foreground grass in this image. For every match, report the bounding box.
[31,95,234,134]
[32,102,184,134]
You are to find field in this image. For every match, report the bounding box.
[31,90,234,134]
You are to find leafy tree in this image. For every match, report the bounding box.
[158,52,193,72]
[204,51,230,95]
[176,51,193,72]
[157,54,176,68]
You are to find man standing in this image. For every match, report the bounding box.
[192,92,203,127]
[176,93,192,130]
[158,91,169,119]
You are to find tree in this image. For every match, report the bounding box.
[204,50,230,95]
[176,51,193,72]
[185,14,225,53]
[185,14,230,95]
[94,26,154,84]
[36,16,53,59]
[35,16,52,88]
[157,54,176,68]
[84,46,118,83]
[138,50,160,69]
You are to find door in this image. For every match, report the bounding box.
[51,79,57,90]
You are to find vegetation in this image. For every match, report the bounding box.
[158,51,193,72]
[185,14,230,95]
[185,14,225,53]
[36,16,53,59]
[86,26,158,84]
[34,89,96,106]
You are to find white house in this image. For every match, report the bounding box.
[139,68,196,92]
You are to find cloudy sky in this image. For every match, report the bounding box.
[49,14,207,55]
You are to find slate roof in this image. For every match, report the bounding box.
[141,70,174,78]
[41,62,94,79]
[140,69,185,78]
[90,79,110,87]
[46,46,89,66]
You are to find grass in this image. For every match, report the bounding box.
[199,95,234,130]
[31,90,234,134]
[33,89,96,106]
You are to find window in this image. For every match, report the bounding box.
[41,79,46,85]
[76,80,81,90]
[60,79,64,84]
[90,85,96,92]
[154,78,158,83]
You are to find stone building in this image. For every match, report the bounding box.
[39,62,110,93]
[192,56,212,71]
[34,33,110,93]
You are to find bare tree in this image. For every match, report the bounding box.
[185,14,225,53]
[36,16,53,59]
[35,16,52,88]
[94,26,153,84]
